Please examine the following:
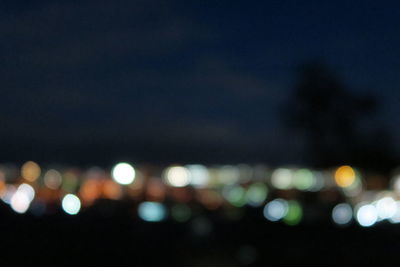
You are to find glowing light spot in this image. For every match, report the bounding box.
[356,204,378,227]
[62,194,81,215]
[237,164,253,183]
[1,185,16,204]
[263,199,288,221]
[271,168,293,190]
[187,165,209,188]
[21,161,41,182]
[138,202,166,222]
[112,163,135,185]
[44,169,62,189]
[376,197,397,220]
[293,169,315,191]
[80,179,101,204]
[246,183,268,207]
[342,176,362,197]
[197,190,223,210]
[218,165,240,185]
[17,183,35,202]
[165,166,190,187]
[393,175,400,191]
[171,204,191,222]
[102,180,122,200]
[335,165,355,188]
[332,203,352,225]
[222,185,246,207]
[0,178,6,198]
[10,191,30,214]
[389,201,400,224]
[62,170,79,193]
[146,178,166,202]
[309,171,325,192]
[283,201,303,226]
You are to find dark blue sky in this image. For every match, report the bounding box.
[1,0,399,164]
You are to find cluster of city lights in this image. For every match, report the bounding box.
[1,161,400,228]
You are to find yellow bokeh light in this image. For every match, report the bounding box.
[21,161,41,182]
[335,165,355,187]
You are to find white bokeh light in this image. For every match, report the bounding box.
[62,194,81,215]
[356,204,378,227]
[271,168,293,190]
[1,185,16,204]
[165,166,190,187]
[112,163,136,185]
[389,201,400,223]
[17,183,35,202]
[263,199,288,221]
[375,197,397,220]
[393,175,400,191]
[187,165,209,188]
[10,191,31,214]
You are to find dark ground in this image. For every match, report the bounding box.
[1,200,399,267]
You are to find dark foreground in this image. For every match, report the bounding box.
[1,201,399,267]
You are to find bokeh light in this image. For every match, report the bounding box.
[375,197,397,220]
[332,203,352,225]
[218,165,240,185]
[392,174,400,192]
[342,175,362,197]
[112,162,136,185]
[309,171,325,192]
[17,183,35,202]
[356,204,378,227]
[222,185,247,207]
[293,169,315,191]
[138,202,166,222]
[44,169,62,190]
[263,198,288,221]
[165,166,190,187]
[389,201,400,224]
[271,168,293,190]
[102,179,122,200]
[62,194,81,215]
[10,191,31,214]
[62,170,79,193]
[335,165,356,188]
[80,178,102,204]
[283,201,303,226]
[187,164,209,188]
[146,178,166,202]
[245,182,268,207]
[1,185,16,204]
[21,161,41,182]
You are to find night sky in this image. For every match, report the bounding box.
[1,0,400,164]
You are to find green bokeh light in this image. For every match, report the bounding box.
[283,201,303,226]
[293,169,315,191]
[223,186,247,207]
[246,183,268,206]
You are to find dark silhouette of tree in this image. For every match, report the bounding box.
[284,61,397,171]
